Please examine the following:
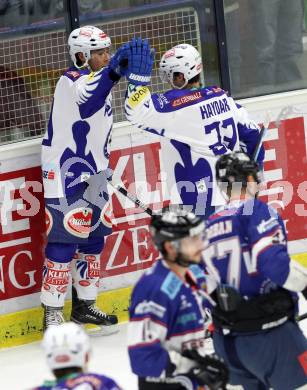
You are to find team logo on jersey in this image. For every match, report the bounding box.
[171,91,202,107]
[45,208,53,235]
[156,93,170,108]
[100,202,114,228]
[63,207,93,238]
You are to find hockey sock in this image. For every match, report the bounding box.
[71,252,100,301]
[41,259,71,307]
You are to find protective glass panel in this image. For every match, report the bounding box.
[224,0,307,98]
[0,0,66,144]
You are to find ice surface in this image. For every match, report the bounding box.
[1,297,306,390]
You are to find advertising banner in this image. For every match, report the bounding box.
[0,104,306,311]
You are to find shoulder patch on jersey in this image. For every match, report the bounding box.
[127,86,150,108]
[66,70,82,79]
[161,272,182,299]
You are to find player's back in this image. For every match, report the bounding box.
[149,86,241,157]
[32,372,121,390]
[204,198,290,297]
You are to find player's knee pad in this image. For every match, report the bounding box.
[45,242,77,263]
[41,259,71,307]
[78,237,104,255]
[71,252,101,301]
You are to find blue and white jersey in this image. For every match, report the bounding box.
[203,198,295,297]
[125,85,264,214]
[42,66,115,198]
[128,259,208,379]
[31,372,122,390]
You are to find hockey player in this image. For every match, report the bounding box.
[128,206,229,389]
[41,26,129,331]
[203,152,307,389]
[123,39,264,219]
[31,322,122,390]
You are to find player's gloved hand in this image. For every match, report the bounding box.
[126,37,155,85]
[109,43,129,77]
[183,350,229,390]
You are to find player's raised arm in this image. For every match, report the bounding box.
[67,29,128,119]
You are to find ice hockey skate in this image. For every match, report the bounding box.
[43,305,65,331]
[70,287,119,336]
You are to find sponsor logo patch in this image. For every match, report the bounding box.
[128,86,150,109]
[88,257,100,278]
[55,355,70,363]
[42,169,55,180]
[46,269,70,286]
[63,207,93,238]
[171,91,202,107]
[79,280,91,287]
[164,48,175,58]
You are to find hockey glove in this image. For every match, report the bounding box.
[109,43,129,77]
[126,37,155,86]
[183,350,229,390]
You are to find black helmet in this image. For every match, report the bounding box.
[215,152,259,185]
[150,206,205,252]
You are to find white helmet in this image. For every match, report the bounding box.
[42,322,90,370]
[68,25,111,69]
[159,44,202,89]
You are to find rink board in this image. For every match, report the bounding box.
[0,91,307,348]
[0,286,132,348]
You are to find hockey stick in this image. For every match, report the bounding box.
[252,124,267,161]
[108,181,153,216]
[251,111,272,161]
[296,312,307,322]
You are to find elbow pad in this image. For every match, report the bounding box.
[283,260,307,292]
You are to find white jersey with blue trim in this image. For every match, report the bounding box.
[42,66,114,198]
[125,85,264,209]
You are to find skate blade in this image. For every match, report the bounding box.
[83,323,120,337]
